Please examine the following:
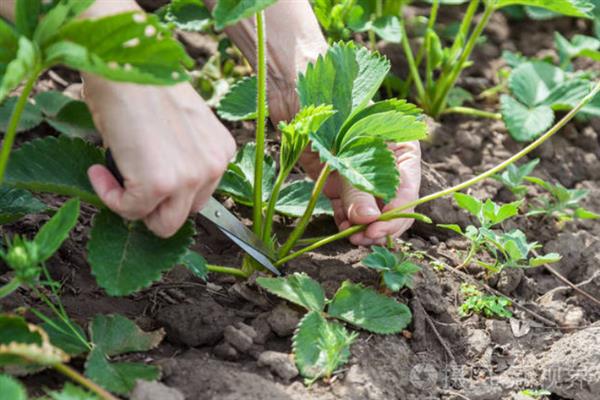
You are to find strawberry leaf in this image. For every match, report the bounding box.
[292,311,357,382]
[500,95,554,142]
[217,76,265,121]
[45,11,193,85]
[495,0,594,18]
[327,281,412,334]
[181,249,208,280]
[0,186,48,224]
[0,37,40,103]
[0,96,43,133]
[275,180,333,217]
[87,210,194,296]
[213,0,278,30]
[15,0,41,38]
[45,383,99,400]
[33,198,79,263]
[257,273,326,312]
[90,314,164,356]
[0,374,26,400]
[508,61,564,107]
[158,0,212,32]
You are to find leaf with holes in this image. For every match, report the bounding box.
[327,281,412,334]
[5,136,104,206]
[292,311,357,382]
[0,186,47,224]
[87,209,194,296]
[45,11,193,85]
[257,273,326,312]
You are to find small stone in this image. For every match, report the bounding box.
[224,325,254,353]
[485,320,514,345]
[251,313,272,344]
[267,304,300,337]
[496,268,523,294]
[213,341,239,361]
[130,381,184,400]
[464,382,504,400]
[467,329,491,358]
[561,306,585,331]
[257,351,299,381]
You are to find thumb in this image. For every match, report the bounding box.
[88,164,126,214]
[341,180,381,225]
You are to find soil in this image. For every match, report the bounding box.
[2,4,600,400]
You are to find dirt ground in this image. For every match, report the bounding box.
[1,4,600,400]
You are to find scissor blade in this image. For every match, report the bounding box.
[200,198,281,276]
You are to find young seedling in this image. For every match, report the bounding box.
[439,193,560,272]
[397,0,593,118]
[362,246,421,292]
[519,388,552,399]
[492,158,539,198]
[257,272,412,383]
[526,177,600,223]
[458,283,512,319]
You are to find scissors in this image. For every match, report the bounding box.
[105,149,281,276]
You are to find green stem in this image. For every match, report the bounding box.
[447,0,480,59]
[53,363,118,400]
[253,11,268,236]
[458,242,477,269]
[207,264,248,278]
[0,72,39,184]
[278,165,331,258]
[431,2,494,116]
[442,106,502,120]
[0,278,20,298]
[262,168,288,243]
[399,20,427,105]
[276,81,600,265]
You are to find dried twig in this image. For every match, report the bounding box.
[413,297,456,364]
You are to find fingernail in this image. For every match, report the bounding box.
[356,206,379,217]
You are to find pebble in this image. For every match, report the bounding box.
[257,351,299,381]
[267,303,301,337]
[130,381,184,400]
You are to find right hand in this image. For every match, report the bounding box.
[83,77,236,238]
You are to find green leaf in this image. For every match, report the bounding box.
[298,41,390,151]
[0,36,40,103]
[312,135,400,201]
[447,87,474,108]
[542,79,593,110]
[35,91,97,138]
[216,76,266,121]
[274,180,333,217]
[35,90,73,116]
[508,61,564,107]
[493,159,539,196]
[213,0,278,29]
[217,143,276,205]
[42,318,89,357]
[454,192,482,217]
[33,0,95,47]
[529,252,562,267]
[181,249,208,280]
[574,207,600,219]
[500,95,554,142]
[46,383,99,400]
[5,136,104,206]
[371,16,402,43]
[292,311,357,381]
[34,198,79,263]
[437,223,464,235]
[159,0,212,32]
[495,0,594,18]
[362,246,397,271]
[279,104,335,172]
[85,348,159,395]
[0,186,47,224]
[46,11,193,85]
[327,281,412,334]
[87,209,194,296]
[0,96,44,133]
[257,272,326,312]
[15,0,41,38]
[555,32,600,65]
[0,19,19,77]
[90,314,164,356]
[0,374,26,400]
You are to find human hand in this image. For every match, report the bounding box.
[83,78,236,238]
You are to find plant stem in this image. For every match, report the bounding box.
[458,243,477,269]
[431,2,494,116]
[442,106,502,120]
[0,278,20,298]
[53,363,118,400]
[0,72,39,184]
[262,169,288,243]
[447,0,480,59]
[399,21,427,106]
[278,165,331,258]
[207,264,248,278]
[276,81,600,265]
[253,11,268,236]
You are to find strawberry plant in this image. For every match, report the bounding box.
[458,283,512,319]
[492,158,540,198]
[397,0,594,118]
[362,246,421,292]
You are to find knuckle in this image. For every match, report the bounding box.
[148,175,177,197]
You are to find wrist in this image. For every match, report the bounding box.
[81,0,141,18]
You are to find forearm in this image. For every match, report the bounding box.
[204,0,327,114]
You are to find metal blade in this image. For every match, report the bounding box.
[200,198,281,276]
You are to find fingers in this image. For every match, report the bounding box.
[341,180,381,225]
[144,191,195,238]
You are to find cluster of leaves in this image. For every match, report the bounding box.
[312,0,405,43]
[0,378,98,400]
[440,192,561,272]
[519,388,552,399]
[257,273,412,382]
[362,246,421,292]
[0,313,163,398]
[458,283,513,319]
